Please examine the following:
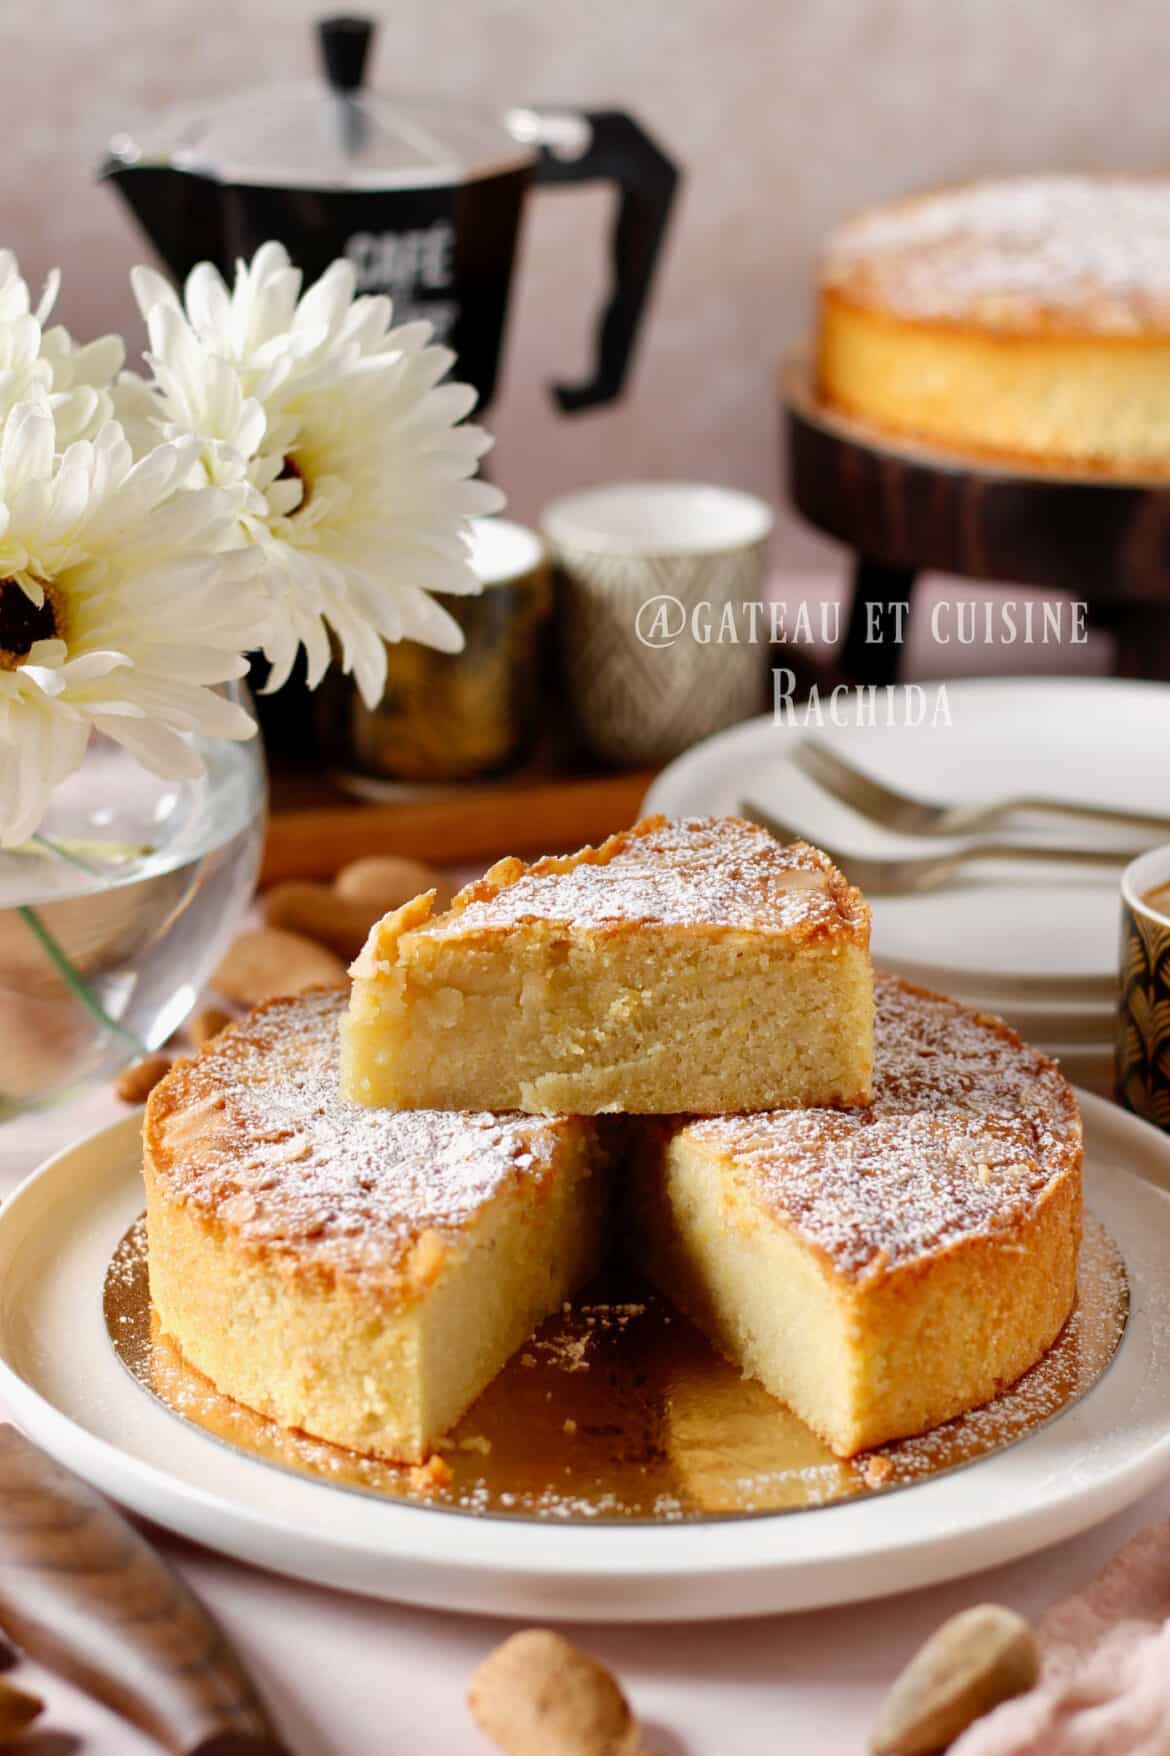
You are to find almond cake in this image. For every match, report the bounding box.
[143,989,610,1463]
[341,815,875,1116]
[817,175,1170,475]
[143,975,1081,1467]
[627,974,1083,1457]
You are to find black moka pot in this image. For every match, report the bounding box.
[100,16,678,762]
[101,14,679,418]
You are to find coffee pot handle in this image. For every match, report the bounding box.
[521,109,679,413]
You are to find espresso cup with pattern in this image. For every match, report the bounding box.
[542,481,774,769]
[1117,845,1170,1132]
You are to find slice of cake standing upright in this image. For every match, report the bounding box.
[342,815,874,1116]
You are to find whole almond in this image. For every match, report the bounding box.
[114,1054,172,1105]
[190,1006,233,1049]
[871,1604,1039,1755]
[262,880,385,962]
[469,1628,639,1756]
[213,928,347,1008]
[334,854,453,916]
[0,1678,42,1741]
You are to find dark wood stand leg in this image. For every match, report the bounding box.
[1110,605,1170,683]
[839,560,918,685]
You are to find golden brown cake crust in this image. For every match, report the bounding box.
[144,988,586,1298]
[651,973,1082,1285]
[361,815,870,953]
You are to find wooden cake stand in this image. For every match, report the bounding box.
[781,355,1170,685]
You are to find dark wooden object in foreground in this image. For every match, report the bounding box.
[0,1427,285,1755]
[782,357,1170,685]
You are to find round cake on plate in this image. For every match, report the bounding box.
[143,975,1082,1465]
[816,175,1170,476]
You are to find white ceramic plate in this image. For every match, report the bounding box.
[2,1101,1170,1621]
[644,678,1170,995]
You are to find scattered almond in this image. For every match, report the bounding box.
[469,1629,639,1756]
[213,927,347,1008]
[0,1679,42,1742]
[114,1054,172,1105]
[870,1603,1039,1755]
[190,1005,233,1049]
[334,854,454,915]
[262,880,386,962]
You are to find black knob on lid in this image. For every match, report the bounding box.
[317,15,376,92]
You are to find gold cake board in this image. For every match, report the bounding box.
[106,1217,1127,1524]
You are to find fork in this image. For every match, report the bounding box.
[791,739,1170,840]
[739,799,1139,896]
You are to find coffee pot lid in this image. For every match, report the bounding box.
[108,16,532,189]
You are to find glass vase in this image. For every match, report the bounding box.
[0,684,266,1118]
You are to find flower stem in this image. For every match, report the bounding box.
[17,904,145,1052]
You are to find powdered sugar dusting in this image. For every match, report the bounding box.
[148,988,581,1286]
[823,176,1170,331]
[676,973,1082,1279]
[426,817,865,938]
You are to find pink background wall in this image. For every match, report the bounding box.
[5,1,1167,564]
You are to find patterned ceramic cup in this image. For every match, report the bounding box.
[542,482,774,768]
[1117,845,1170,1131]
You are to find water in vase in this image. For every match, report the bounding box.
[0,733,265,1117]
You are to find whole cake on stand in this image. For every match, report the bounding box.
[784,173,1170,685]
[818,175,1170,476]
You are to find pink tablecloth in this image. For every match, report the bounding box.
[2,1089,1168,1756]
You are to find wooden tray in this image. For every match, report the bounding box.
[262,767,655,884]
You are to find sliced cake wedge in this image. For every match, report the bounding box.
[144,990,611,1463]
[625,975,1083,1457]
[341,815,874,1116]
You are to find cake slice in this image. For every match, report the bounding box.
[625,975,1082,1457]
[144,989,611,1463]
[341,815,874,1116]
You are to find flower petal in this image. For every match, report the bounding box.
[130,265,183,322]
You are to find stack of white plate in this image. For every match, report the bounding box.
[645,678,1170,1098]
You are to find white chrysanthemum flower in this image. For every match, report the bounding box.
[0,403,263,848]
[0,250,123,441]
[39,323,125,445]
[120,241,504,708]
[0,252,50,420]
